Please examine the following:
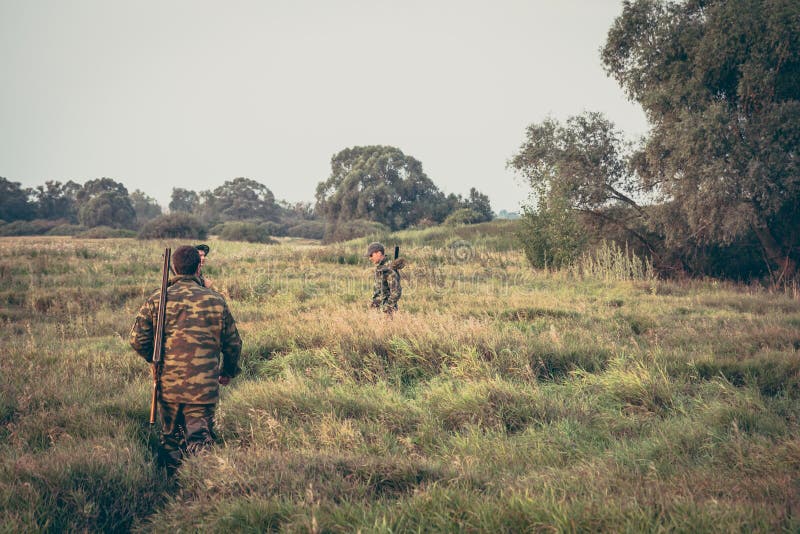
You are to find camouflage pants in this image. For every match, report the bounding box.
[158,401,216,471]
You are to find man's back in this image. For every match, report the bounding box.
[130,274,241,404]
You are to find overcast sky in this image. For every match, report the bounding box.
[1,0,648,213]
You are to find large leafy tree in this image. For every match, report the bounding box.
[0,177,35,221]
[130,190,163,227]
[315,145,447,231]
[510,112,660,258]
[77,178,136,229]
[32,180,81,222]
[602,0,800,278]
[169,188,200,213]
[201,177,280,223]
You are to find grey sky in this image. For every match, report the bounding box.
[0,0,648,212]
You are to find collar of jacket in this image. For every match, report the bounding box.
[168,274,204,286]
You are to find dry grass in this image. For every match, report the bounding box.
[0,231,798,532]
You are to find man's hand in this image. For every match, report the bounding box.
[219,376,230,386]
[204,277,214,289]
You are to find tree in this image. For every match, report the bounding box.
[77,178,136,229]
[169,188,200,213]
[315,145,447,232]
[462,187,494,223]
[200,178,279,223]
[509,113,659,258]
[32,180,81,222]
[602,0,800,279]
[0,177,35,221]
[130,190,162,227]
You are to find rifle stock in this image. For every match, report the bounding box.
[149,248,171,425]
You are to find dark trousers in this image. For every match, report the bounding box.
[158,401,216,471]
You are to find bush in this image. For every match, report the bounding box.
[138,213,207,240]
[0,219,67,236]
[325,219,389,243]
[516,200,587,269]
[443,208,482,226]
[46,224,87,236]
[77,226,137,239]
[286,221,326,240]
[261,221,289,237]
[217,222,278,244]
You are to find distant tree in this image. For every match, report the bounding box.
[169,188,200,213]
[462,188,494,223]
[76,178,136,229]
[602,0,800,279]
[77,178,129,203]
[0,177,35,221]
[130,190,163,227]
[32,180,81,222]
[201,178,280,223]
[315,145,447,232]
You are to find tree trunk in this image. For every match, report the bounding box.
[751,224,798,282]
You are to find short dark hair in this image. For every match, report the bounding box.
[195,244,210,255]
[172,245,201,275]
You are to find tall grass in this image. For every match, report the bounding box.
[0,233,798,532]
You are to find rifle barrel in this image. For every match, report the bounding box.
[149,248,171,425]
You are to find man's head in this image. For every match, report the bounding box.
[366,242,385,264]
[173,245,201,275]
[195,244,210,267]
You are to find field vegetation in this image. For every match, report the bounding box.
[1,223,798,532]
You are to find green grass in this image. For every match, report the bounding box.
[1,232,798,532]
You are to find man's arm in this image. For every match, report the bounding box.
[129,299,155,361]
[219,304,243,380]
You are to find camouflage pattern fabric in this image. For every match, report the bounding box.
[130,274,242,404]
[157,401,216,471]
[372,256,402,312]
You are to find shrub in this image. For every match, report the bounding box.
[46,223,87,236]
[137,213,207,239]
[286,221,326,240]
[77,226,137,238]
[218,222,278,244]
[325,219,389,243]
[0,219,66,236]
[261,221,288,237]
[443,208,482,226]
[516,199,587,269]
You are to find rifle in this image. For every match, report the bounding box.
[394,245,399,260]
[149,247,171,425]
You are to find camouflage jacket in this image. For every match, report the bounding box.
[129,274,242,404]
[372,256,403,312]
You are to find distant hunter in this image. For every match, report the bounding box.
[366,241,404,315]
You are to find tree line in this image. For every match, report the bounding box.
[0,146,494,242]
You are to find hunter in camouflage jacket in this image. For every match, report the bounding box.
[129,274,242,404]
[372,255,404,312]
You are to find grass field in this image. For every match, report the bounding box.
[1,224,799,532]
